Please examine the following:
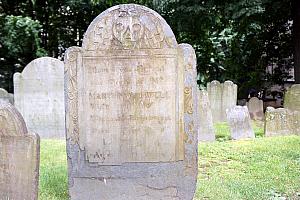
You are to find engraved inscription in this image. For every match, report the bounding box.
[79,54,179,164]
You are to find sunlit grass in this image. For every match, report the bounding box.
[38,124,300,200]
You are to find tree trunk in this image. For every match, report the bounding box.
[292,0,300,83]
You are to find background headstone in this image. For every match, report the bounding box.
[207,80,222,123]
[0,102,40,200]
[14,57,65,139]
[226,106,255,140]
[197,89,215,142]
[247,97,264,120]
[264,107,300,136]
[284,84,300,111]
[65,4,198,200]
[0,88,13,104]
[207,80,237,123]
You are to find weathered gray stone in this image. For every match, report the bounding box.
[207,80,237,123]
[264,107,300,136]
[14,57,65,139]
[247,97,264,120]
[0,102,40,200]
[284,84,300,111]
[65,4,198,200]
[0,88,13,104]
[226,106,255,140]
[197,89,215,142]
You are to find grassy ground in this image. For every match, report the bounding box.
[39,139,68,200]
[39,123,300,200]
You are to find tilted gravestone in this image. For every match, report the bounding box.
[14,57,65,139]
[0,102,40,199]
[247,97,264,120]
[264,107,300,137]
[284,84,300,111]
[207,80,237,123]
[226,106,255,140]
[0,88,14,104]
[197,89,215,142]
[65,4,198,200]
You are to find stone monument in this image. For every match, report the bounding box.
[264,107,300,136]
[0,102,40,200]
[284,84,300,111]
[226,106,255,140]
[197,89,215,141]
[14,57,65,139]
[0,88,14,104]
[247,97,264,120]
[207,80,237,123]
[65,4,198,200]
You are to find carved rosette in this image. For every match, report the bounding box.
[64,47,81,144]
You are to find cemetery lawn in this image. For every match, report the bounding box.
[196,123,300,200]
[39,127,300,200]
[39,139,68,200]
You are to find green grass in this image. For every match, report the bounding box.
[39,139,68,200]
[195,136,300,200]
[214,121,264,141]
[38,125,300,200]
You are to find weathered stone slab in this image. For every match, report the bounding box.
[0,88,13,104]
[14,57,65,139]
[65,4,198,200]
[247,97,264,120]
[284,84,300,111]
[197,89,215,142]
[207,80,237,123]
[0,102,40,200]
[264,107,300,136]
[226,106,255,140]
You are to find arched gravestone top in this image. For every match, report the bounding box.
[15,57,63,78]
[82,4,177,50]
[0,88,13,104]
[0,88,8,96]
[14,57,65,139]
[65,4,198,200]
[0,101,27,136]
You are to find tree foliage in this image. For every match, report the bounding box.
[0,15,46,91]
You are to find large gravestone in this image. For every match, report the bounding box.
[0,88,14,104]
[284,84,300,111]
[207,80,237,123]
[65,4,198,200]
[14,57,65,139]
[0,102,40,199]
[247,97,264,120]
[226,106,255,140]
[264,107,300,136]
[197,89,215,142]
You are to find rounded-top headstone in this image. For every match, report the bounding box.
[0,102,40,200]
[247,97,264,120]
[0,101,27,135]
[14,57,65,139]
[0,88,13,104]
[65,4,198,200]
